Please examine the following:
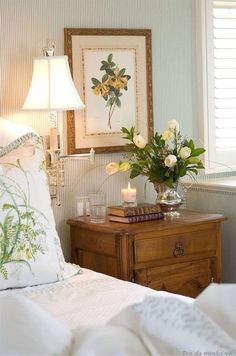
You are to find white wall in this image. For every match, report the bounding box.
[0,0,197,259]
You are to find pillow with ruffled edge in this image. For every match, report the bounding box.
[0,118,80,290]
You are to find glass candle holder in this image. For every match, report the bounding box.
[121,182,137,207]
[75,196,90,217]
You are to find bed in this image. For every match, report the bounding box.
[1,118,236,355]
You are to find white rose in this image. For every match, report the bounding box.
[105,162,119,175]
[179,146,191,160]
[168,119,179,132]
[164,154,177,168]
[133,134,147,148]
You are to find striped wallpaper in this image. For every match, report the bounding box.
[1,0,196,259]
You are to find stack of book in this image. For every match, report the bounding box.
[108,203,164,223]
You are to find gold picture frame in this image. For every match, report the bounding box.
[64,28,153,154]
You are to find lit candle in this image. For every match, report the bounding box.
[121,182,137,203]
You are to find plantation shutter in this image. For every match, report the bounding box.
[214,1,236,150]
[201,0,236,172]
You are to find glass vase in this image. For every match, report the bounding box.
[153,181,183,217]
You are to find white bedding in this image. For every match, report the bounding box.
[1,265,192,331]
[76,294,236,355]
[0,295,72,355]
[1,266,236,355]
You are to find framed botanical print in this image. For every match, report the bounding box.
[64,28,153,154]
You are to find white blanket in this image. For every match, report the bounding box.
[1,283,236,355]
[3,268,190,331]
[0,295,71,355]
[75,284,236,355]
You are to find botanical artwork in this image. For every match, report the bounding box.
[91,53,131,130]
[0,159,47,280]
[65,28,152,153]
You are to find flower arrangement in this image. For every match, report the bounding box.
[91,53,131,129]
[106,120,205,188]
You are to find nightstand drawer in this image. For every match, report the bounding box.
[134,227,217,264]
[71,227,116,257]
[135,259,214,298]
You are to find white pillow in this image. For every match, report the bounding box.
[0,118,36,148]
[0,294,72,355]
[0,119,80,289]
[195,283,236,341]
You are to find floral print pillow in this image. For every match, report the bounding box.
[0,130,79,290]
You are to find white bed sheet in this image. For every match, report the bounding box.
[1,265,192,332]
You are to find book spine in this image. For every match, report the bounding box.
[124,207,161,217]
[127,212,164,223]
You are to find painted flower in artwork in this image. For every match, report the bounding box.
[91,53,131,129]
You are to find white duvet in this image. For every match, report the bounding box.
[2,267,190,331]
[76,288,236,355]
[1,268,236,355]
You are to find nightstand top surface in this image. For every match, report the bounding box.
[67,209,225,234]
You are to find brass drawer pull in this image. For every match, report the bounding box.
[173,242,184,257]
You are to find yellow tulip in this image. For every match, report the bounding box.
[105,162,120,175]
[119,162,131,172]
[162,130,173,141]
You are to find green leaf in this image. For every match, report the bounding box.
[197,161,204,169]
[91,78,101,86]
[108,54,113,63]
[100,65,107,71]
[188,139,194,151]
[188,157,200,164]
[106,68,115,76]
[121,127,130,135]
[106,97,116,106]
[115,98,121,108]
[102,74,109,82]
[179,166,187,177]
[114,88,120,97]
[152,165,167,181]
[2,203,14,211]
[165,176,174,188]
[130,168,141,179]
[191,148,205,156]
[119,68,126,76]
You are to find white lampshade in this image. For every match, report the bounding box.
[22,56,84,111]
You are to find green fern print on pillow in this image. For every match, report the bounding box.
[0,159,47,280]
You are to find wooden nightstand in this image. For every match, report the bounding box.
[67,210,225,298]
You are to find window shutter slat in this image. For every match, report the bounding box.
[213,1,236,149]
